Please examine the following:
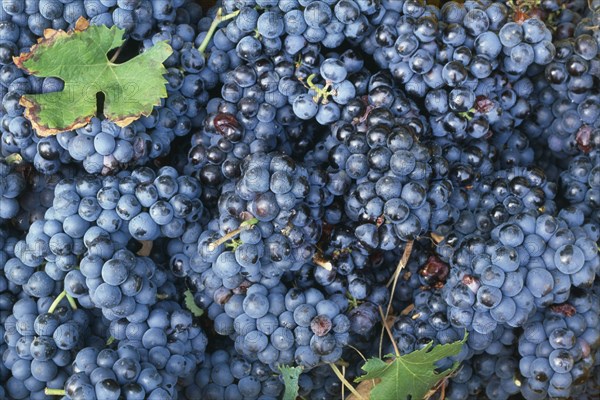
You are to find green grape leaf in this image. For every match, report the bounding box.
[13,17,172,136]
[355,335,467,400]
[279,365,303,400]
[184,290,203,318]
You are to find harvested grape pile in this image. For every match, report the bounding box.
[1,0,599,399]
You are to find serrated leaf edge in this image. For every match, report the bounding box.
[184,290,203,318]
[13,17,172,136]
[19,95,93,137]
[13,18,92,74]
[354,335,467,400]
[13,17,121,136]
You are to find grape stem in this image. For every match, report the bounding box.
[208,217,259,251]
[386,240,414,289]
[329,363,366,400]
[341,364,346,399]
[347,344,368,363]
[4,153,23,164]
[109,40,126,63]
[65,293,77,310]
[378,305,400,357]
[48,290,67,313]
[225,238,243,251]
[306,74,335,104]
[424,375,450,400]
[312,253,333,271]
[45,388,66,396]
[198,8,241,55]
[346,292,362,310]
[457,107,476,120]
[430,232,444,244]
[385,240,414,316]
[379,241,414,358]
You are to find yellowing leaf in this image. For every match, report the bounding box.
[14,17,172,136]
[347,378,379,400]
[354,335,467,400]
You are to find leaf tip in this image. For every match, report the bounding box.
[158,40,175,57]
[12,54,27,71]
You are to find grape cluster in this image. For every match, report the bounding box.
[230,285,350,369]
[440,211,599,335]
[2,295,98,400]
[559,152,600,224]
[185,49,333,203]
[517,302,599,400]
[390,287,468,367]
[445,341,521,400]
[53,300,207,400]
[5,169,197,294]
[434,166,558,248]
[191,345,284,400]
[301,94,438,249]
[65,249,162,320]
[218,0,378,55]
[522,1,600,159]
[189,150,326,285]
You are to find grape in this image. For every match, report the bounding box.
[257,11,284,39]
[293,93,319,120]
[320,59,347,83]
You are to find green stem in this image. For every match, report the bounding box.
[307,74,316,85]
[305,74,335,105]
[198,8,240,55]
[208,217,259,251]
[5,153,23,164]
[48,291,67,314]
[45,388,66,396]
[66,293,77,310]
[225,238,243,251]
[320,81,333,104]
[458,107,476,120]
